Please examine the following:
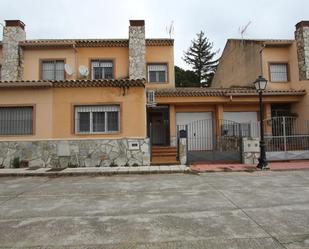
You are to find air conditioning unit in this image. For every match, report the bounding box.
[146,90,156,106]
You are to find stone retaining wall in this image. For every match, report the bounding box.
[0,138,150,168]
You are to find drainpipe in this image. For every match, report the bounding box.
[73,43,78,79]
[259,43,266,76]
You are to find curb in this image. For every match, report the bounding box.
[189,167,309,173]
[0,169,190,177]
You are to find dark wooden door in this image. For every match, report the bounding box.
[148,106,170,146]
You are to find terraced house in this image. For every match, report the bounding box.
[0,20,307,168]
[212,21,309,161]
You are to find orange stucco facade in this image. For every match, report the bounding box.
[52,87,146,139]
[0,87,146,140]
[0,20,174,140]
[0,19,306,147]
[212,36,309,121]
[21,45,175,87]
[0,88,53,140]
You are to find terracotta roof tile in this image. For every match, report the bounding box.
[18,39,174,48]
[146,39,174,46]
[0,79,145,88]
[52,79,145,87]
[0,81,52,88]
[155,87,306,97]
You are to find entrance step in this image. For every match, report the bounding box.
[151,146,180,166]
[152,146,177,153]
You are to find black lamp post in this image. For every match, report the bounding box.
[254,76,268,170]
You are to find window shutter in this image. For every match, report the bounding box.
[75,106,119,112]
[148,65,167,71]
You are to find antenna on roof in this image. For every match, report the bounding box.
[166,21,174,39]
[239,21,252,40]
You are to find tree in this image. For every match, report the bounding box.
[183,31,218,87]
[174,66,200,87]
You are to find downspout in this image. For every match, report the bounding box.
[73,43,78,79]
[259,43,266,76]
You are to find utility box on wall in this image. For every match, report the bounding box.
[128,140,140,150]
[243,139,259,153]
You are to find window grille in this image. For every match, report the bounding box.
[75,105,120,134]
[270,64,288,82]
[91,61,113,80]
[0,107,33,135]
[146,90,156,106]
[42,60,65,80]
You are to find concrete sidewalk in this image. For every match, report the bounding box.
[191,160,309,173]
[0,165,189,177]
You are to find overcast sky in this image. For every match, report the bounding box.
[1,0,308,68]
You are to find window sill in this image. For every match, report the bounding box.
[75,131,120,135]
[0,134,34,137]
[147,82,168,84]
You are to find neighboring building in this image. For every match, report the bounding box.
[0,20,306,167]
[212,21,309,121]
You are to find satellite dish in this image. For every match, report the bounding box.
[64,64,74,76]
[79,65,89,77]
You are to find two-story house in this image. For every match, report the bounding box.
[212,21,309,161]
[0,20,305,167]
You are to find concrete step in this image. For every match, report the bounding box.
[152,147,177,153]
[151,160,180,166]
[151,156,180,166]
[152,151,177,157]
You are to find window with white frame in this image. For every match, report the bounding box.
[75,105,120,134]
[147,64,168,83]
[91,60,113,80]
[41,60,65,80]
[269,63,289,82]
[0,106,33,135]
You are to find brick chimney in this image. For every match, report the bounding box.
[295,21,309,80]
[128,20,146,80]
[1,20,26,81]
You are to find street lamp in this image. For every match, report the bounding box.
[254,76,268,170]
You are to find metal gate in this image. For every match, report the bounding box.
[265,116,309,161]
[177,119,251,163]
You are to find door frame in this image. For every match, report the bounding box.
[147,105,170,146]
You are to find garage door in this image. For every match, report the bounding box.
[224,112,258,137]
[176,112,213,150]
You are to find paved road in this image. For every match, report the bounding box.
[0,171,309,248]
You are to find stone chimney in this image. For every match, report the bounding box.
[128,20,146,80]
[295,21,309,80]
[1,20,26,81]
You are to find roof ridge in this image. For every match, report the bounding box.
[228,38,294,42]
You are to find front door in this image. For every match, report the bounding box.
[147,106,170,146]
